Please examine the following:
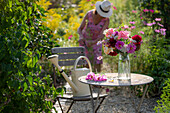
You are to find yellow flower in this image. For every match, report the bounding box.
[36,0,52,11]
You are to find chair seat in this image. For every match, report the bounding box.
[57,93,108,101]
[56,93,108,113]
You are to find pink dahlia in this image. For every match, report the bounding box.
[115,41,124,50]
[127,43,136,53]
[118,31,129,39]
[101,75,107,81]
[86,72,95,80]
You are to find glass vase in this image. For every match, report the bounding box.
[118,53,131,80]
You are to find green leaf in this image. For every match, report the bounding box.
[30,86,34,91]
[27,75,33,86]
[23,82,28,92]
[9,1,12,8]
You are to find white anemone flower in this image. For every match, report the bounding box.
[120,44,128,53]
[130,38,137,43]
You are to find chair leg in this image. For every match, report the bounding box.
[66,100,74,113]
[95,97,106,113]
[57,98,64,113]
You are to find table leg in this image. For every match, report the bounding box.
[129,86,137,112]
[129,85,149,113]
[137,84,148,112]
[89,84,95,113]
[95,86,102,113]
[89,85,102,113]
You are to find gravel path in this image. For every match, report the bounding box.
[52,83,158,113]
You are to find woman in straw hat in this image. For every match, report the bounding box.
[78,0,113,72]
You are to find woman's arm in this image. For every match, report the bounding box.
[77,13,88,40]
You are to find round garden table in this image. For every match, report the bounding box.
[78,73,154,113]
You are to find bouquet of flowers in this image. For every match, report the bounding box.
[102,28,143,56]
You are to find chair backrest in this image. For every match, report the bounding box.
[51,47,86,67]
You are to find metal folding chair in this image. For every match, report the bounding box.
[51,47,108,113]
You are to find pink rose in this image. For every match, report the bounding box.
[118,31,129,39]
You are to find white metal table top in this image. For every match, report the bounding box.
[78,73,154,87]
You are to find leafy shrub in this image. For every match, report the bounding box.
[154,78,170,113]
[0,0,62,112]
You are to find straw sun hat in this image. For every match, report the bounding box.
[95,0,113,17]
